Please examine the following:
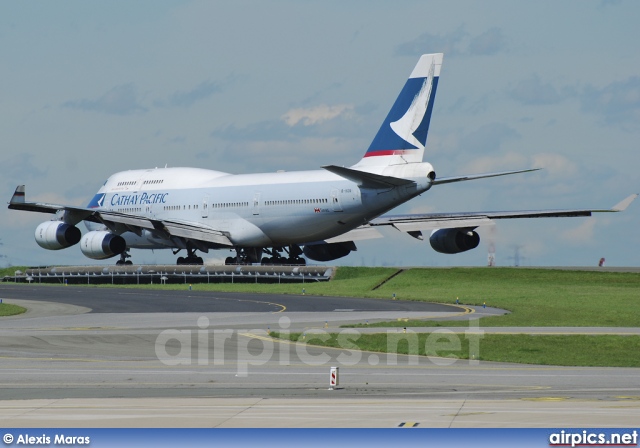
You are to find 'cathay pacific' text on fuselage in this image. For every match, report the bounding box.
[110,192,169,207]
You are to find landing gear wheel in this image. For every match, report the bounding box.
[225,257,235,265]
[176,247,204,265]
[116,249,132,266]
[124,260,133,265]
[261,246,300,265]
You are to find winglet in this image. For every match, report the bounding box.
[611,194,638,212]
[10,185,25,204]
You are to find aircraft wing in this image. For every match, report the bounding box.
[323,225,384,244]
[97,213,233,247]
[8,185,233,247]
[368,194,638,235]
[307,195,636,246]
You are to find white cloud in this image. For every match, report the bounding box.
[157,80,224,108]
[458,152,579,181]
[468,28,507,56]
[561,218,597,244]
[581,76,640,127]
[396,26,508,58]
[216,137,361,173]
[281,104,354,127]
[461,152,529,174]
[63,83,146,115]
[0,153,48,191]
[1,207,46,229]
[396,26,468,57]
[509,75,563,105]
[531,153,578,177]
[458,123,521,154]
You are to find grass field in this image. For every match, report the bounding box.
[0,303,27,317]
[0,267,28,316]
[272,267,638,367]
[343,267,640,327]
[272,331,640,367]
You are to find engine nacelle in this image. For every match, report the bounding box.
[303,241,356,262]
[429,228,480,254]
[35,221,81,250]
[80,231,126,260]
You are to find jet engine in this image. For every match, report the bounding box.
[80,231,126,260]
[429,228,480,254]
[303,241,356,262]
[35,221,81,250]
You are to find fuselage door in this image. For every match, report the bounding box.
[253,192,261,215]
[202,195,209,218]
[331,189,343,212]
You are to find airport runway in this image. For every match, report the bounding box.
[1,284,639,427]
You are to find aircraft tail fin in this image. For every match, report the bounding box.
[354,53,443,168]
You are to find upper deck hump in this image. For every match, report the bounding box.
[103,167,231,191]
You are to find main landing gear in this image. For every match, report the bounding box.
[224,247,263,265]
[261,245,306,266]
[115,250,133,266]
[175,247,204,265]
[223,245,306,266]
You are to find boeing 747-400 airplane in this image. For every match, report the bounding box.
[8,53,637,265]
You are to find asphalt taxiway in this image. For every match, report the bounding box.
[1,284,639,427]
[0,284,463,314]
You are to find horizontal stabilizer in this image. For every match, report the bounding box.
[322,165,415,189]
[432,168,540,185]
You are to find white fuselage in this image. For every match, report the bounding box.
[86,164,434,250]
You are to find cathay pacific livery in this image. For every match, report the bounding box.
[8,53,637,265]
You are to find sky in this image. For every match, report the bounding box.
[1,0,639,268]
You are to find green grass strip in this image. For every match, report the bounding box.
[272,332,640,367]
[0,303,27,317]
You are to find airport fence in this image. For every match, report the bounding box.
[3,265,334,285]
